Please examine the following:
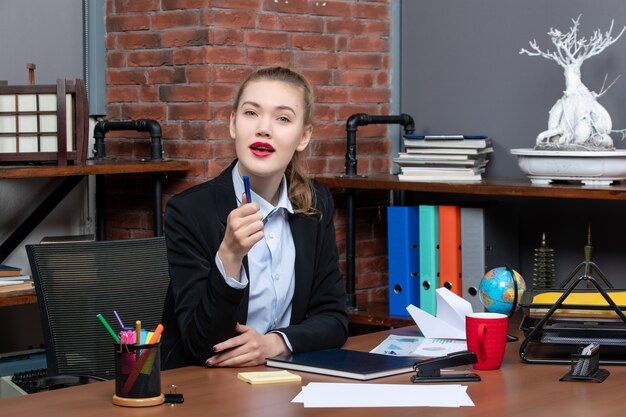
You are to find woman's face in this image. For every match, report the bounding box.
[229,79,312,181]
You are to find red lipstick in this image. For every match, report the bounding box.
[250,142,275,157]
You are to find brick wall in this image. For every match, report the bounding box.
[104,0,392,305]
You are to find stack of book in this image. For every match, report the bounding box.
[0,264,33,291]
[394,134,493,182]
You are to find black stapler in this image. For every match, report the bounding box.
[411,351,481,383]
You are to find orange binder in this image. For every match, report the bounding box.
[438,205,462,296]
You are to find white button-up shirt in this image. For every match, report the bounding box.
[215,163,296,348]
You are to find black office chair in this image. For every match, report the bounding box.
[26,237,170,389]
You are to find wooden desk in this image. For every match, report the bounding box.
[2,325,624,416]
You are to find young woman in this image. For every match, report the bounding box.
[161,67,348,370]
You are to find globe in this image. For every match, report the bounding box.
[478,267,527,315]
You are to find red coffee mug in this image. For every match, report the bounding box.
[465,312,508,370]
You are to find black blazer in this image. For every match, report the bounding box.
[161,161,348,370]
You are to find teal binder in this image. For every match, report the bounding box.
[387,206,420,316]
[418,205,439,315]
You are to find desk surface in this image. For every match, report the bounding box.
[0,159,189,179]
[1,325,624,417]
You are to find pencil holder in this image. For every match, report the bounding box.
[112,343,164,407]
[560,348,609,383]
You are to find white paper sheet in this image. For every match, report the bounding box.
[292,382,474,408]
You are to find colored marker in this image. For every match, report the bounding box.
[135,320,141,346]
[113,310,125,329]
[96,313,120,343]
[243,175,252,203]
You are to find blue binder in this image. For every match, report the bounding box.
[418,205,439,315]
[387,206,420,317]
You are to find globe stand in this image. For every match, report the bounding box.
[505,265,519,343]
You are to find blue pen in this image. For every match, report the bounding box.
[243,175,252,203]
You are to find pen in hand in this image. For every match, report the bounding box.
[243,175,252,203]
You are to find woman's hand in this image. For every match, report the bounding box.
[217,194,263,280]
[206,323,289,367]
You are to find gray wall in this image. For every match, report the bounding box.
[400,1,626,178]
[0,0,86,356]
[399,1,626,286]
[0,0,83,84]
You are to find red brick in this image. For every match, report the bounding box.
[292,34,335,51]
[315,87,349,103]
[162,29,210,47]
[348,37,388,53]
[164,140,213,158]
[360,138,390,154]
[106,104,122,119]
[300,69,333,85]
[338,70,375,86]
[186,66,215,83]
[308,138,344,156]
[107,52,126,68]
[244,31,290,48]
[312,121,344,139]
[313,104,335,121]
[339,53,383,70]
[128,50,174,66]
[348,87,390,103]
[263,0,308,14]
[108,69,147,85]
[160,85,209,102]
[210,104,234,123]
[325,18,367,35]
[337,104,380,120]
[258,14,278,30]
[367,20,390,36]
[215,66,251,83]
[212,0,261,9]
[205,47,247,64]
[180,122,211,140]
[278,15,324,33]
[211,28,244,45]
[208,85,235,102]
[294,52,339,69]
[160,123,182,139]
[211,141,237,159]
[247,49,293,66]
[113,0,159,13]
[117,32,161,49]
[161,0,207,10]
[355,3,388,20]
[107,86,139,102]
[147,67,187,84]
[121,104,167,120]
[139,86,156,102]
[202,10,256,28]
[151,11,200,29]
[107,33,116,50]
[169,103,212,120]
[174,48,207,65]
[107,15,150,32]
[309,1,352,17]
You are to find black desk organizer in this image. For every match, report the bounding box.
[519,257,626,365]
[559,348,610,382]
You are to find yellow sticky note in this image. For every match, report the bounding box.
[237,370,302,385]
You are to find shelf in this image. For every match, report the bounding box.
[315,175,626,201]
[0,158,189,179]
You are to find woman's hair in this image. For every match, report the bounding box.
[234,66,318,216]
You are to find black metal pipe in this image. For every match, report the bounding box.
[344,113,415,177]
[342,113,415,310]
[93,119,163,161]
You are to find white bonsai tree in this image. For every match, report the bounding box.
[520,16,626,151]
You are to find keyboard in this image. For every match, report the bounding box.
[11,368,48,394]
